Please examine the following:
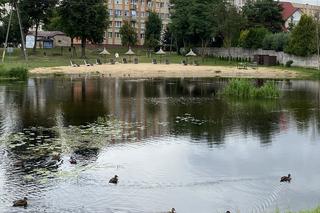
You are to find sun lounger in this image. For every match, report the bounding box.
[237,62,247,70]
[96,58,102,65]
[181,60,187,66]
[248,61,258,69]
[110,58,115,64]
[84,60,93,66]
[152,59,157,64]
[70,60,79,67]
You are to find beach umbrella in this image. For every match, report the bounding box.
[186,49,197,57]
[186,49,197,64]
[125,47,135,62]
[155,48,166,63]
[99,48,111,62]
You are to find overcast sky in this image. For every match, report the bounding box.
[287,0,320,5]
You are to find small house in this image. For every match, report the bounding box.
[26,31,71,49]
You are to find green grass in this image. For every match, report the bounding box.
[0,47,240,69]
[222,79,280,98]
[285,207,320,213]
[0,47,319,79]
[0,65,28,80]
[273,65,320,79]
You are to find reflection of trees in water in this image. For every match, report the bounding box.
[1,77,320,148]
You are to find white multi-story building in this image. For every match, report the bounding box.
[105,0,170,46]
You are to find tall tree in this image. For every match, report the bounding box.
[0,1,32,45]
[189,0,217,57]
[170,0,220,55]
[19,0,58,52]
[242,0,284,33]
[215,1,245,58]
[119,21,137,47]
[169,0,192,51]
[144,11,162,54]
[285,15,316,57]
[59,0,109,58]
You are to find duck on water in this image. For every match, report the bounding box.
[109,175,118,184]
[13,197,28,207]
[280,174,292,183]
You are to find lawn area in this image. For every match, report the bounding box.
[0,47,238,69]
[285,207,320,213]
[0,47,319,79]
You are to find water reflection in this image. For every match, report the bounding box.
[0,77,319,212]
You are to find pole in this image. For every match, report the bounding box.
[317,0,320,70]
[15,1,28,61]
[2,4,13,63]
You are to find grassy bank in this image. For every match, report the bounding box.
[0,65,28,80]
[0,47,319,79]
[222,79,280,98]
[284,207,320,213]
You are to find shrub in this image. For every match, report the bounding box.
[0,67,28,80]
[239,27,270,49]
[285,15,317,56]
[285,60,294,67]
[262,32,289,51]
[222,79,280,99]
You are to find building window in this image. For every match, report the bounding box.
[115,0,121,4]
[115,10,122,17]
[140,33,145,39]
[109,9,113,16]
[115,21,122,28]
[115,32,121,38]
[108,32,113,38]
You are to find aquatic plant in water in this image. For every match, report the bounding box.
[222,79,280,99]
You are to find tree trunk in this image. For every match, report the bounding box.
[33,21,39,53]
[81,37,86,58]
[71,37,76,58]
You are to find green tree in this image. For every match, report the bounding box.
[119,21,137,47]
[59,0,109,58]
[285,15,316,56]
[262,32,289,51]
[215,1,245,58]
[189,0,217,57]
[239,27,270,49]
[243,0,284,33]
[144,11,162,54]
[0,3,32,46]
[161,26,175,51]
[19,0,58,52]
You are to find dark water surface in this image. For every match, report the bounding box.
[0,77,319,213]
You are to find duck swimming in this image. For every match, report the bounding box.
[13,197,28,207]
[280,174,291,183]
[69,156,77,164]
[169,208,176,213]
[109,175,118,184]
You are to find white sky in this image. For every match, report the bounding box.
[287,0,320,5]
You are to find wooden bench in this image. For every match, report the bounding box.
[237,62,247,70]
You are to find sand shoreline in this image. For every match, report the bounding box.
[30,63,302,79]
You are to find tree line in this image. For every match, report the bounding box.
[168,0,320,57]
[0,0,319,58]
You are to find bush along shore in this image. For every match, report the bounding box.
[0,66,28,80]
[222,79,281,99]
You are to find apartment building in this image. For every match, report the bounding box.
[105,0,170,46]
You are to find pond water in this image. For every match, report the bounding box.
[0,77,319,213]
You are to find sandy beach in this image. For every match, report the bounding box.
[30,63,301,79]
